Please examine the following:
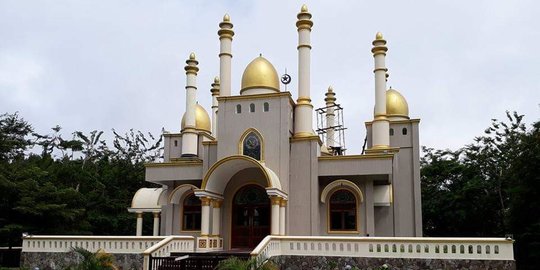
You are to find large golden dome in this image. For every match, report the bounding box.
[240,56,280,94]
[181,104,211,132]
[386,88,409,119]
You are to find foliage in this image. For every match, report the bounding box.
[0,112,162,247]
[421,111,540,270]
[66,247,117,270]
[215,257,278,270]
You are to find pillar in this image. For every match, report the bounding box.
[270,196,281,235]
[325,86,336,147]
[210,76,220,137]
[136,212,143,236]
[218,14,234,96]
[152,212,160,236]
[294,4,314,138]
[200,197,211,236]
[279,199,287,235]
[370,32,390,150]
[211,199,222,236]
[181,53,199,157]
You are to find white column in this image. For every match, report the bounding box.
[270,196,281,235]
[181,53,199,157]
[294,5,314,138]
[279,199,287,235]
[210,77,220,137]
[152,212,160,236]
[218,14,234,96]
[200,197,211,236]
[136,212,143,236]
[371,32,390,150]
[211,199,222,236]
[325,86,336,147]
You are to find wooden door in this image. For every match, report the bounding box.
[231,185,270,249]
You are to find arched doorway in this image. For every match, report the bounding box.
[231,184,270,248]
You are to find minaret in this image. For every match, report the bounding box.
[324,86,336,147]
[294,4,314,138]
[181,52,199,157]
[370,32,390,150]
[210,76,220,137]
[218,14,234,96]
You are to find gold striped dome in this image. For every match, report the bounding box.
[386,88,409,119]
[240,56,280,94]
[181,104,211,132]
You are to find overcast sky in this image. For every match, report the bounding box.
[1,0,539,154]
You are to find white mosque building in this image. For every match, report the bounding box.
[129,4,422,251]
[20,5,515,270]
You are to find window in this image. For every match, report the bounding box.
[263,102,269,112]
[389,128,394,136]
[329,189,357,231]
[250,103,255,113]
[174,140,178,147]
[242,132,261,160]
[182,194,201,231]
[236,104,242,114]
[402,128,407,135]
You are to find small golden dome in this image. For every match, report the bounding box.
[386,88,409,119]
[189,52,196,60]
[376,32,384,40]
[214,76,220,83]
[181,104,211,132]
[301,4,308,12]
[240,56,280,93]
[223,13,230,22]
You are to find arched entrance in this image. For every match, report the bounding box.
[231,184,270,249]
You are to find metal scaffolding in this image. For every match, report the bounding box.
[316,103,347,155]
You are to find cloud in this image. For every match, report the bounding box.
[1,0,539,153]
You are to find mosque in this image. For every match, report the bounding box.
[129,4,422,251]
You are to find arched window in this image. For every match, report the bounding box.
[242,132,262,160]
[263,102,269,112]
[329,189,357,231]
[182,194,201,231]
[402,128,408,135]
[236,104,242,114]
[389,128,394,136]
[250,103,255,113]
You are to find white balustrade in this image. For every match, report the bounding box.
[251,236,514,264]
[142,235,196,270]
[22,235,167,254]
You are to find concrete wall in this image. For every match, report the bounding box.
[217,94,293,193]
[21,251,143,270]
[269,255,515,270]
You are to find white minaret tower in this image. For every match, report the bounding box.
[218,14,234,96]
[325,86,336,147]
[210,76,220,137]
[181,52,199,157]
[294,4,314,138]
[370,32,390,151]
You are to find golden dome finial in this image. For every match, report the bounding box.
[376,32,384,40]
[223,13,230,22]
[189,52,196,60]
[301,4,308,12]
[327,86,333,92]
[214,76,220,83]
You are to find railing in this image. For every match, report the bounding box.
[149,253,247,270]
[251,236,514,264]
[142,236,196,270]
[22,235,166,254]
